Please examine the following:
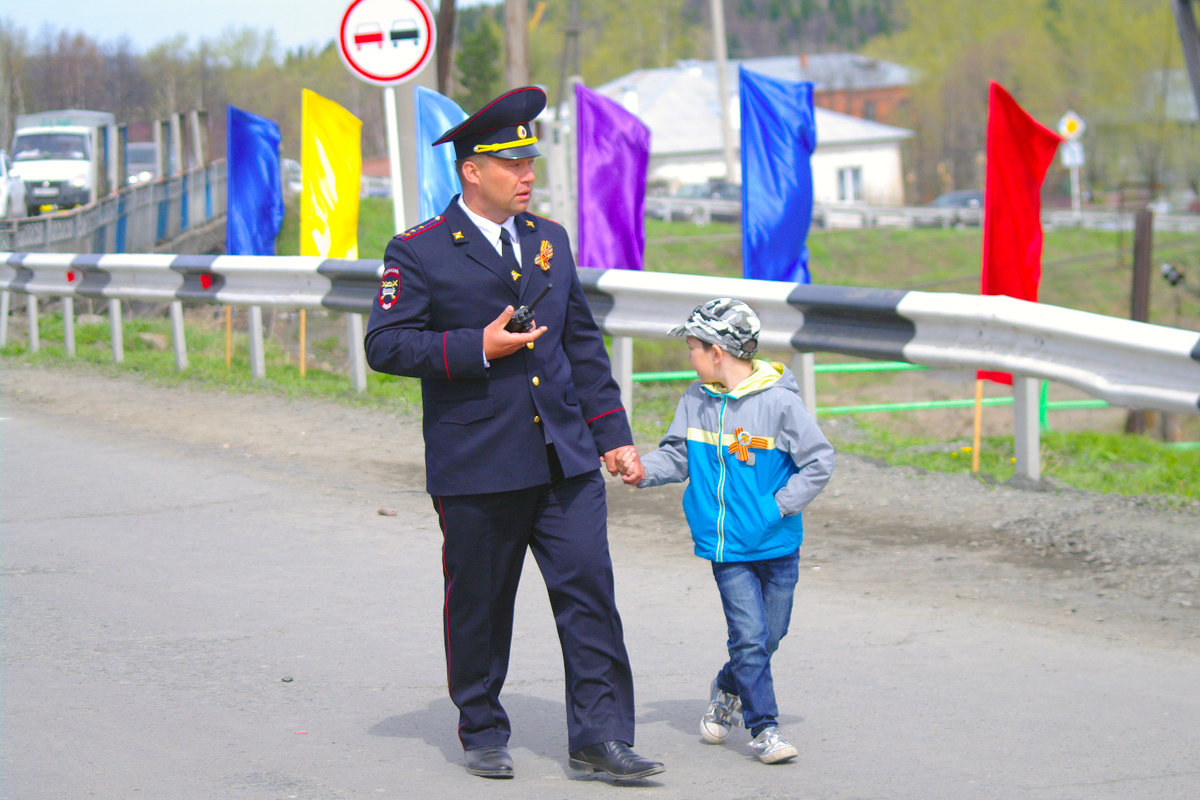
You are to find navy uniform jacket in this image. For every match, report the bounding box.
[364,198,633,496]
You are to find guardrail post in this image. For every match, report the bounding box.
[1,290,9,348]
[347,313,367,393]
[248,305,265,380]
[108,299,124,363]
[1013,376,1041,481]
[169,300,188,371]
[791,352,817,414]
[611,335,634,420]
[63,297,76,356]
[28,296,40,352]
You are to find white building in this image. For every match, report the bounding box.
[593,56,913,205]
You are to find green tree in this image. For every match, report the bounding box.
[868,0,1059,201]
[868,0,1184,202]
[454,15,503,112]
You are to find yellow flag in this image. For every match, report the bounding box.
[300,89,362,258]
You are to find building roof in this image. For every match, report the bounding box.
[593,56,913,156]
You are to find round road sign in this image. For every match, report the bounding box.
[338,0,436,86]
[1057,110,1086,141]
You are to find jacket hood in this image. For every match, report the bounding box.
[701,359,795,400]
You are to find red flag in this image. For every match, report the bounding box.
[978,81,1061,385]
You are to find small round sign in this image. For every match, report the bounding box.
[1057,110,1086,141]
[338,0,436,86]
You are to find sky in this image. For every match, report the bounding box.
[3,0,490,55]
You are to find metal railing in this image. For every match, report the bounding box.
[641,197,1200,233]
[3,254,1199,481]
[0,161,227,254]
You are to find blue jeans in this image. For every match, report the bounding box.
[711,550,799,734]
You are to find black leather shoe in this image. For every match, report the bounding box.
[464,745,514,779]
[569,740,664,781]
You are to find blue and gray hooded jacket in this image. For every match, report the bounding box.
[638,360,835,563]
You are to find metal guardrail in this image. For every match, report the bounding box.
[0,161,228,254]
[3,253,1198,479]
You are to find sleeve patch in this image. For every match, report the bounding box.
[378,266,400,310]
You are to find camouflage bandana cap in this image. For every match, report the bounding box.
[668,298,761,360]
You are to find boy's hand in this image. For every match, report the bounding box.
[604,445,645,485]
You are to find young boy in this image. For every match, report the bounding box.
[620,298,834,764]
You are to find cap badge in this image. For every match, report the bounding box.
[517,125,527,138]
[535,240,553,271]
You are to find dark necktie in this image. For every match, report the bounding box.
[500,228,524,289]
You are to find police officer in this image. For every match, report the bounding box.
[364,86,662,782]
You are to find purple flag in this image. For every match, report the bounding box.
[575,84,651,270]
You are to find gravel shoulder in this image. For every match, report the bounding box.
[5,361,1199,648]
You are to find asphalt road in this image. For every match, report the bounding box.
[3,383,1200,799]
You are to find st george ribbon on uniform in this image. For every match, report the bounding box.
[226,105,284,256]
[414,86,467,221]
[739,67,816,284]
[575,83,651,271]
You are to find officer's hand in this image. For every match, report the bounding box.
[483,306,546,360]
[603,445,644,485]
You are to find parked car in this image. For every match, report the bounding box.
[281,158,302,194]
[0,149,27,219]
[913,189,984,227]
[646,181,741,223]
[930,189,983,209]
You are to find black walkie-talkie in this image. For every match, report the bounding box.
[506,282,553,332]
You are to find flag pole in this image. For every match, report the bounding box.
[972,379,983,473]
[299,309,307,378]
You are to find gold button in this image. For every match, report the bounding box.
[526,342,534,349]
[533,415,541,423]
[532,376,540,386]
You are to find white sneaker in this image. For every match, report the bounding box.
[750,726,798,764]
[699,679,742,744]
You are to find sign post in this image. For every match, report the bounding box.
[1057,110,1086,221]
[338,0,436,234]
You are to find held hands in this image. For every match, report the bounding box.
[483,306,546,360]
[603,445,645,486]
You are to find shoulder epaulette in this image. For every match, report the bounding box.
[395,216,444,241]
[527,211,560,227]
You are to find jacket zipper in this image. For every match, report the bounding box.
[715,395,728,562]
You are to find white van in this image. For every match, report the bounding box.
[10,109,117,216]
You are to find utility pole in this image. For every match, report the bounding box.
[505,0,529,89]
[557,0,581,113]
[435,0,456,96]
[1171,0,1200,117]
[1126,208,1154,435]
[710,0,737,182]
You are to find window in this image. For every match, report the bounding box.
[862,101,878,121]
[837,166,862,203]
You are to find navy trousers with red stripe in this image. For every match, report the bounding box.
[433,465,635,754]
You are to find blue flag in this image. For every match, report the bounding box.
[739,67,816,283]
[226,105,284,256]
[576,83,651,270]
[414,85,467,220]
